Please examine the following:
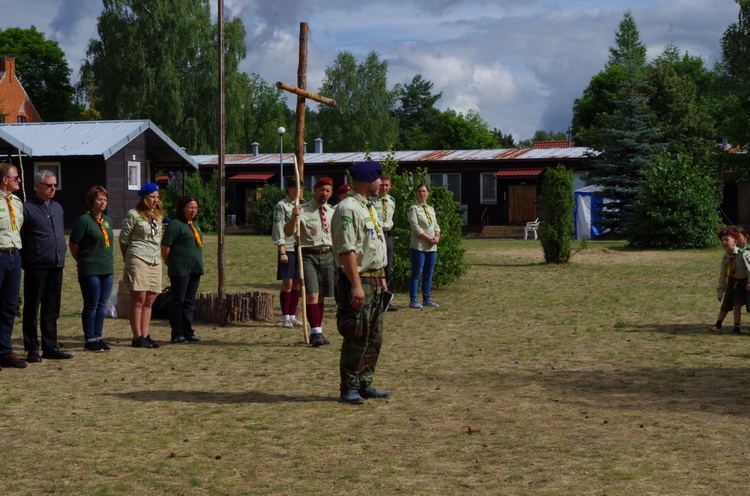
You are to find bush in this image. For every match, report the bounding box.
[253,184,312,235]
[159,169,220,232]
[540,165,574,264]
[626,153,722,248]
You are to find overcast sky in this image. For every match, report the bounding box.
[0,0,741,143]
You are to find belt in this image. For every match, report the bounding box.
[0,248,18,256]
[384,230,394,237]
[301,247,332,256]
[360,269,385,278]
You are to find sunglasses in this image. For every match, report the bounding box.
[40,183,57,189]
[4,176,20,182]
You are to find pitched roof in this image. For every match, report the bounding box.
[0,120,198,169]
[0,127,33,155]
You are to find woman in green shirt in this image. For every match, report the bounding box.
[161,196,204,344]
[69,186,114,352]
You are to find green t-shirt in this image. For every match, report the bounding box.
[161,219,205,277]
[69,213,115,276]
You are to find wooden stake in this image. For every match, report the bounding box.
[294,155,311,344]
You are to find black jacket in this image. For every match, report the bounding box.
[21,195,66,269]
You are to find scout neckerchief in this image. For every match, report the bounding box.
[188,219,202,247]
[381,197,388,223]
[149,214,158,237]
[422,204,432,225]
[88,211,110,248]
[366,201,384,241]
[319,205,329,234]
[5,195,16,231]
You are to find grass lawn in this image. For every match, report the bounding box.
[1,235,748,495]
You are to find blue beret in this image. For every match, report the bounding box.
[138,182,159,197]
[349,161,383,182]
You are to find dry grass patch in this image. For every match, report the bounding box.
[1,236,749,495]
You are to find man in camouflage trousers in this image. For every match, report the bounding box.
[331,161,391,404]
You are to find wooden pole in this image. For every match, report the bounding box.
[217,0,227,323]
[274,82,336,107]
[294,156,310,344]
[295,22,309,181]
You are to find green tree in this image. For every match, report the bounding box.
[518,129,569,148]
[229,73,288,154]
[0,26,77,120]
[626,153,722,248]
[718,0,750,149]
[316,51,399,152]
[81,0,247,154]
[539,165,574,264]
[428,109,497,150]
[491,128,517,148]
[607,10,647,70]
[393,74,442,150]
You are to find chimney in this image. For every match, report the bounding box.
[251,142,259,156]
[1,57,14,80]
[314,138,323,154]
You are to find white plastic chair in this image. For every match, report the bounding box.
[524,218,540,240]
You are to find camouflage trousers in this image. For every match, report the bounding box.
[335,270,384,392]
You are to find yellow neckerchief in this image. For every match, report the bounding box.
[421,203,432,225]
[187,219,202,247]
[349,192,383,241]
[4,195,16,231]
[381,197,388,223]
[87,210,110,247]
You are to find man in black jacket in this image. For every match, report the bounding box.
[21,170,72,362]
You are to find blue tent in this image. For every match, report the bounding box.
[574,185,604,240]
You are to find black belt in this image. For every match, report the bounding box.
[0,248,18,256]
[301,247,331,256]
[384,230,393,237]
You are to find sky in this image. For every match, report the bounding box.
[0,0,741,143]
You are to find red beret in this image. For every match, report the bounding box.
[719,228,740,240]
[337,184,351,195]
[314,177,334,190]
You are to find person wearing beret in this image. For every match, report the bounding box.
[69,186,115,352]
[407,183,441,309]
[161,196,204,344]
[286,177,335,347]
[21,169,72,362]
[272,179,303,329]
[711,228,750,335]
[371,173,397,310]
[119,182,164,349]
[336,183,351,204]
[331,161,390,404]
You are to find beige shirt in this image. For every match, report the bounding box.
[331,191,387,273]
[0,193,23,249]
[298,200,334,249]
[119,209,163,264]
[408,202,440,252]
[272,196,297,251]
[370,194,396,231]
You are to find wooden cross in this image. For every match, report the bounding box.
[275,22,336,183]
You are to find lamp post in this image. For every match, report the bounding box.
[277,126,286,189]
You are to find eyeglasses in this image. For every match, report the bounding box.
[4,176,19,181]
[40,183,57,189]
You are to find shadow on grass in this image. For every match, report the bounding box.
[104,389,337,404]
[521,366,750,416]
[470,262,545,268]
[612,323,750,336]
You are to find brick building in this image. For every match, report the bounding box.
[0,57,42,123]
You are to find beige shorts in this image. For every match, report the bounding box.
[124,255,162,293]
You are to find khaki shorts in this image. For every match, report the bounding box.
[124,255,162,293]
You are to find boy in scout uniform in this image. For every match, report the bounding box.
[285,177,336,347]
[331,161,390,404]
[272,180,303,329]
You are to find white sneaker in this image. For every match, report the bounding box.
[281,318,293,329]
[290,317,304,327]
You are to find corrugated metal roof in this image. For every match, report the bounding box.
[0,127,33,155]
[195,147,593,166]
[0,120,198,169]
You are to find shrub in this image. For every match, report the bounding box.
[540,165,575,264]
[159,169,220,232]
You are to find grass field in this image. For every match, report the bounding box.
[2,235,748,495]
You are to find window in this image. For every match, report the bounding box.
[17,116,26,123]
[480,173,497,205]
[34,162,62,190]
[128,161,141,190]
[426,173,461,202]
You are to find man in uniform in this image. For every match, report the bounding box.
[331,161,391,404]
[372,173,397,311]
[286,177,335,347]
[272,179,303,328]
[0,162,25,369]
